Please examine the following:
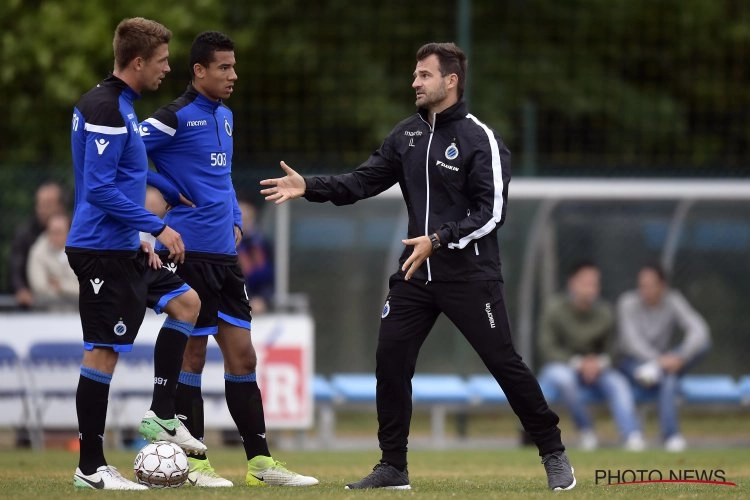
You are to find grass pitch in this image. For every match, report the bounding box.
[0,447,747,499]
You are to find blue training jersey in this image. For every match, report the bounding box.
[141,85,241,256]
[68,75,165,252]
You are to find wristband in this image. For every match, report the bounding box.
[151,223,167,237]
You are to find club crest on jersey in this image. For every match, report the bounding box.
[224,117,232,137]
[381,300,391,318]
[445,142,459,160]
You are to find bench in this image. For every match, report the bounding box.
[312,372,749,449]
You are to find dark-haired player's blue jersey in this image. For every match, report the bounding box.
[141,85,241,256]
[68,75,165,252]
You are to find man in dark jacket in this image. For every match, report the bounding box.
[260,42,575,491]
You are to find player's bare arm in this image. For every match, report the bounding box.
[260,161,306,204]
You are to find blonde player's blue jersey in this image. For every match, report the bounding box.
[141,85,241,256]
[68,75,166,252]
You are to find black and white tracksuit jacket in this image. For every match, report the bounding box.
[304,100,511,283]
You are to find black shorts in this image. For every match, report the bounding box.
[164,253,251,336]
[67,251,190,352]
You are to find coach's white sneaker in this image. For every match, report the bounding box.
[73,465,148,490]
[139,410,207,454]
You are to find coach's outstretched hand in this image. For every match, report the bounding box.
[260,161,306,204]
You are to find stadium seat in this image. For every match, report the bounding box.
[738,375,750,405]
[679,375,741,404]
[26,341,83,434]
[0,344,40,448]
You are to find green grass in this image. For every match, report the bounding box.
[0,447,747,499]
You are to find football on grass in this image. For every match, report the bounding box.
[133,441,189,488]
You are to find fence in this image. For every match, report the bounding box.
[263,178,750,377]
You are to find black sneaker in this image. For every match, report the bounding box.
[541,450,576,490]
[345,463,411,490]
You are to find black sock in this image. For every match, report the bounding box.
[175,372,206,459]
[150,319,191,418]
[225,373,270,459]
[76,367,112,475]
[381,455,407,471]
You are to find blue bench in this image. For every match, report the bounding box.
[466,375,508,404]
[412,375,471,446]
[739,375,750,405]
[323,373,472,447]
[679,375,741,405]
[329,373,377,404]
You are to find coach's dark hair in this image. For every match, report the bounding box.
[113,17,171,70]
[190,31,235,79]
[416,42,467,99]
[640,262,668,283]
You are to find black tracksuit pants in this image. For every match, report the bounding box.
[376,276,564,468]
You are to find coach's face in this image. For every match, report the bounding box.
[139,43,171,92]
[194,50,237,101]
[412,54,456,114]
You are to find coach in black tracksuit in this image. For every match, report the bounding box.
[261,42,576,491]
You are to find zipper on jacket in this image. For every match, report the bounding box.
[212,111,222,147]
[422,113,436,281]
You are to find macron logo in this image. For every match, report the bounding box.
[95,139,110,155]
[90,278,104,294]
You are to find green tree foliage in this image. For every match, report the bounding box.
[0,0,226,165]
[1,0,748,173]
[473,0,750,173]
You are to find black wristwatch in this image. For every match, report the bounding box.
[429,233,441,252]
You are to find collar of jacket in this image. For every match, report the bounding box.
[184,83,222,113]
[102,73,140,103]
[417,100,467,127]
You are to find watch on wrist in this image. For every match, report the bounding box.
[429,233,441,252]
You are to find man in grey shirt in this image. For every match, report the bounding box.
[616,263,711,452]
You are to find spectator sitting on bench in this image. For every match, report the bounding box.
[616,263,711,452]
[26,212,78,311]
[538,261,644,451]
